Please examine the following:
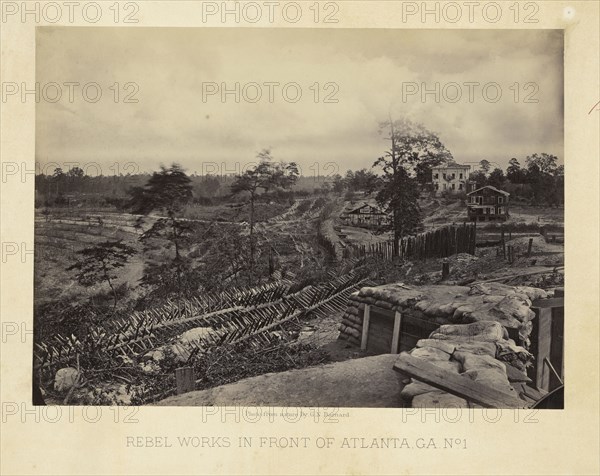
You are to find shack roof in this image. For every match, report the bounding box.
[467,185,510,196]
[347,202,387,215]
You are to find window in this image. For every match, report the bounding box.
[451,183,455,190]
[435,183,439,190]
[443,184,447,190]
[451,173,456,179]
[498,196,503,204]
[490,208,495,215]
[498,207,504,214]
[434,173,439,179]
[443,173,447,179]
[459,184,463,190]
[459,173,463,179]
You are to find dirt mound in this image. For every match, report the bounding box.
[156,354,404,407]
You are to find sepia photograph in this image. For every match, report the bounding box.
[32,26,566,410]
[3,1,600,475]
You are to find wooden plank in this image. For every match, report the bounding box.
[391,311,402,354]
[550,306,564,389]
[175,367,195,395]
[531,297,564,309]
[393,352,528,409]
[360,304,370,350]
[533,308,552,390]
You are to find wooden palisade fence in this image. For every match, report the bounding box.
[342,223,476,261]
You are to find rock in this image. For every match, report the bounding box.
[142,349,165,362]
[178,327,216,344]
[54,367,81,393]
[411,346,451,361]
[412,391,469,408]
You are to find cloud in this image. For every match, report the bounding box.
[36,27,563,174]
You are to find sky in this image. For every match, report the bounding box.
[36,27,564,176]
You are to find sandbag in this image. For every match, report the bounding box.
[412,391,469,408]
[411,346,451,361]
[453,351,506,374]
[432,321,508,342]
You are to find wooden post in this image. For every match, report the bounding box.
[175,367,195,395]
[554,287,564,297]
[507,245,513,264]
[442,259,450,280]
[527,238,533,257]
[360,304,371,350]
[391,311,402,354]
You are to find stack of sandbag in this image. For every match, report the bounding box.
[401,321,530,408]
[338,282,547,350]
[338,292,364,346]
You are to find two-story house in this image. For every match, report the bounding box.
[431,163,471,194]
[467,185,510,222]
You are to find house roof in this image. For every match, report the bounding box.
[347,202,386,214]
[467,185,510,196]
[432,162,471,170]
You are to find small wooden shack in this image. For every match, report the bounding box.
[342,202,390,228]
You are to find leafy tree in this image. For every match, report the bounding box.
[67,166,84,178]
[469,170,487,189]
[331,174,346,194]
[375,117,453,186]
[128,164,194,295]
[506,158,526,184]
[487,168,506,188]
[479,159,491,175]
[129,163,193,260]
[373,118,448,256]
[201,175,221,197]
[525,153,562,205]
[346,168,380,193]
[67,240,136,309]
[231,149,298,283]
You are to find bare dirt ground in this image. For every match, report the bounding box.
[157,354,404,407]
